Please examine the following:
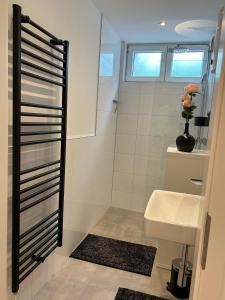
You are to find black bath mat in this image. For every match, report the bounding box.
[115,288,168,300]
[70,234,157,276]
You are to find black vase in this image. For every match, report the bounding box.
[176,122,195,152]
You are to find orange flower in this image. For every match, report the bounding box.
[181,94,192,108]
[181,94,191,103]
[183,99,193,108]
[184,84,199,94]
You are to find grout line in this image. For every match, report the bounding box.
[131,88,141,202]
[109,42,123,208]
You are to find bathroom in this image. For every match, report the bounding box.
[1,0,225,299]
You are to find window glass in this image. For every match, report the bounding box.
[125,44,208,82]
[99,53,114,77]
[170,51,204,78]
[132,52,162,77]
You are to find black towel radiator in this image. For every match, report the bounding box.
[12,4,69,293]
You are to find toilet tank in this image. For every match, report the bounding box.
[164,147,209,195]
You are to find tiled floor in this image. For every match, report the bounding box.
[34,207,177,300]
[91,207,157,247]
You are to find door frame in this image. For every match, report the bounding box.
[0,0,9,299]
[191,6,225,300]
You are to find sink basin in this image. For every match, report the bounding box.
[144,190,202,245]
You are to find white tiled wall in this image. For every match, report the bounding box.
[112,81,199,213]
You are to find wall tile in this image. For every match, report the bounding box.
[113,171,133,192]
[115,134,136,154]
[140,82,157,95]
[133,156,162,177]
[156,82,185,94]
[117,114,138,135]
[137,115,152,135]
[118,92,140,114]
[135,135,164,157]
[152,94,180,116]
[112,188,147,214]
[130,193,149,213]
[112,190,131,210]
[119,81,141,94]
[149,115,180,137]
[139,94,154,115]
[113,81,189,213]
[132,174,158,194]
[114,154,134,172]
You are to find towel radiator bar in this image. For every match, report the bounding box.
[12,4,69,292]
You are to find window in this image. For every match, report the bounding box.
[125,44,209,82]
[99,52,114,77]
[126,45,167,81]
[132,52,162,77]
[170,52,204,77]
[165,45,209,82]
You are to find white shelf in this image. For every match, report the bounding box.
[167,147,209,160]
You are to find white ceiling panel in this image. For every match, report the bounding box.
[92,0,224,42]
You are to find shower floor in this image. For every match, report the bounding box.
[34,207,178,300]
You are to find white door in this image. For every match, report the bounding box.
[192,6,225,300]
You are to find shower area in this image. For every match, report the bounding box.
[112,42,212,214]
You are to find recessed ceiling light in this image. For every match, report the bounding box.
[159,20,166,27]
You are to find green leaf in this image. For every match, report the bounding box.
[182,111,187,118]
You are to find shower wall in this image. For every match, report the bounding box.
[61,17,121,258]
[112,77,200,213]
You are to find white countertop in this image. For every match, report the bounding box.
[167,147,209,159]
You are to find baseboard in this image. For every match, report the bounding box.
[156,262,171,271]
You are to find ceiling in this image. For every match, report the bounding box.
[92,0,224,43]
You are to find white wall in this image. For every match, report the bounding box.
[0,1,8,299]
[12,0,101,138]
[7,1,121,299]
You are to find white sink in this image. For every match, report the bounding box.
[144,190,202,246]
